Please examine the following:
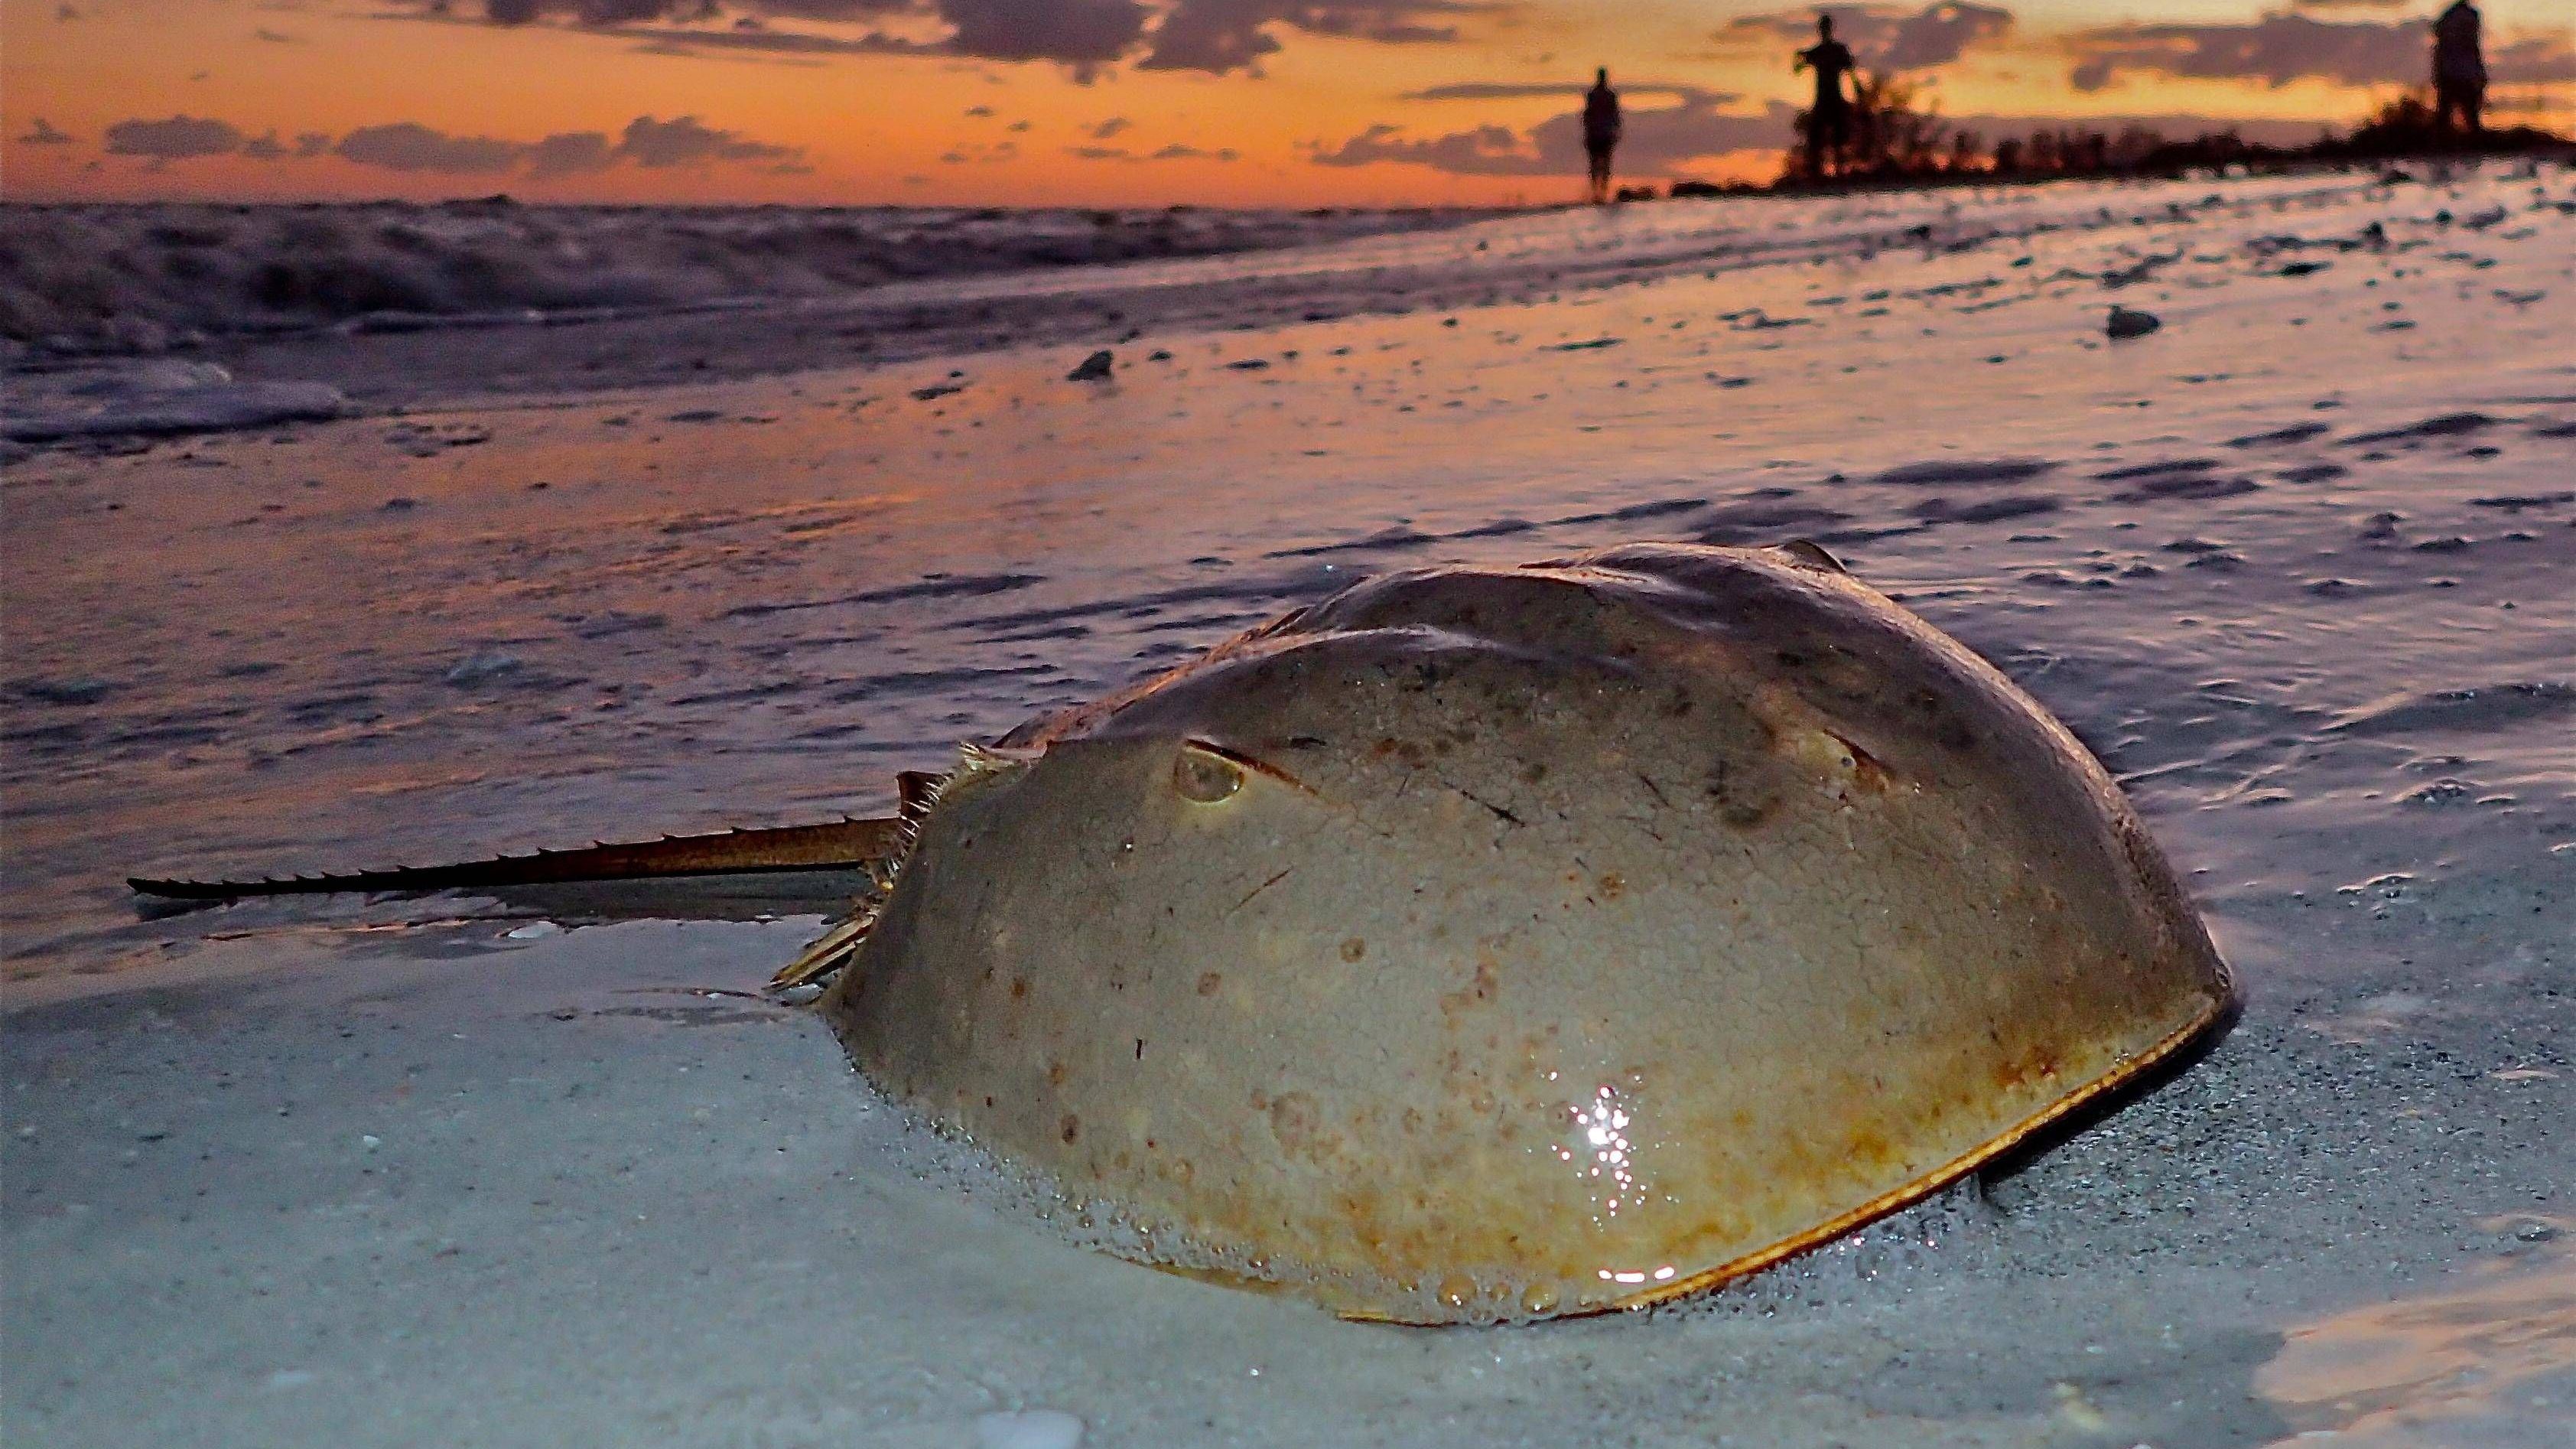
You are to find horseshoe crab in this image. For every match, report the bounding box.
[138,542,2234,1324]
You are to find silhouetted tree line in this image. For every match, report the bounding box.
[1657,81,2568,199]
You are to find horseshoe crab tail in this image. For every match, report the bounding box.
[130,747,1020,997]
[126,816,909,903]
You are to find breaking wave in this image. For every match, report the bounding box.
[0,200,1485,353]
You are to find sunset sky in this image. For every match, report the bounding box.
[5,1,2568,207]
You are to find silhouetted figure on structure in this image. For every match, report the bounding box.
[1796,15,1857,180]
[1583,68,1622,204]
[2433,1,2485,135]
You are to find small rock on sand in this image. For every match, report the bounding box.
[1066,350,1114,383]
[976,1408,1084,1449]
[2106,305,2161,340]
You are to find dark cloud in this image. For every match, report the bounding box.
[942,0,1147,69]
[2492,34,2576,85]
[1879,1,2009,70]
[420,0,1130,71]
[122,113,790,176]
[476,0,833,24]
[616,114,803,165]
[102,115,245,161]
[1723,3,2012,72]
[18,118,76,145]
[2073,10,2576,93]
[1316,92,1794,177]
[486,0,702,24]
[1312,122,1533,173]
[336,122,525,173]
[254,26,301,41]
[1089,116,1132,138]
[395,0,1482,75]
[1403,81,1586,100]
[1142,1,1488,74]
[735,0,911,16]
[611,23,935,56]
[94,112,330,162]
[524,129,617,176]
[1067,140,1241,161]
[2064,12,2440,91]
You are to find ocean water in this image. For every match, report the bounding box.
[0,201,1492,355]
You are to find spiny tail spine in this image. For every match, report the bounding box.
[128,817,907,902]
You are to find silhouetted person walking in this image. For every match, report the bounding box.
[1583,68,1622,204]
[1796,15,1857,180]
[2433,1,2485,135]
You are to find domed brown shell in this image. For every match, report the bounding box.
[819,542,2233,1322]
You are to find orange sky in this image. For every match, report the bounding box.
[4,2,2568,206]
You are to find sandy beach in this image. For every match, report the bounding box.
[5,162,2572,1447]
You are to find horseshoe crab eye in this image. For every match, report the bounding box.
[1173,742,1246,803]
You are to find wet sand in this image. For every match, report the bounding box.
[5,162,2573,1446]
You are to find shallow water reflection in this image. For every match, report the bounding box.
[2257,1224,2575,1446]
